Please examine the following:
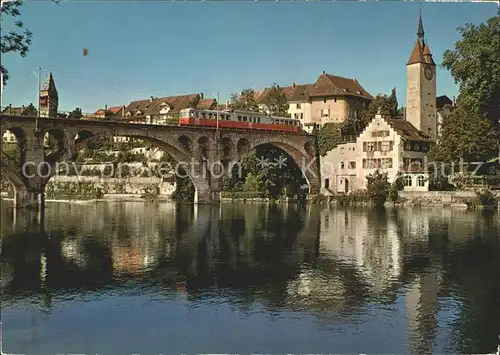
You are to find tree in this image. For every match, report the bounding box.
[366,170,390,207]
[427,106,498,164]
[1,0,32,86]
[263,83,289,117]
[315,123,342,156]
[441,15,500,128]
[230,89,259,112]
[388,173,404,205]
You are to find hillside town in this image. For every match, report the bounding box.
[1,13,464,196]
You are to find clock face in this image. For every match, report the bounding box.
[424,66,434,80]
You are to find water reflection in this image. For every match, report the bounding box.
[0,202,499,354]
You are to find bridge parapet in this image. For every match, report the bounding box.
[0,115,321,207]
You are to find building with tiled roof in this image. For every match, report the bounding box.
[255,72,373,132]
[320,13,441,194]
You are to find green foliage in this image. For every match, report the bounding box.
[45,182,105,200]
[366,170,390,207]
[441,15,500,128]
[427,106,499,164]
[315,123,342,156]
[428,172,456,191]
[474,189,498,208]
[334,191,371,206]
[230,88,260,112]
[171,168,195,201]
[388,173,404,204]
[0,0,32,86]
[263,83,290,117]
[223,146,307,199]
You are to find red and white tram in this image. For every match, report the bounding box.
[178,108,302,133]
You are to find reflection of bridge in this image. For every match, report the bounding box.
[0,115,320,207]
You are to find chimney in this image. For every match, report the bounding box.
[200,93,204,99]
[292,82,296,88]
[322,70,325,74]
[452,96,456,106]
[105,104,108,111]
[150,96,154,102]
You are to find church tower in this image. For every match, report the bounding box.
[406,13,437,141]
[39,72,58,117]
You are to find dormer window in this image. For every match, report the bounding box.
[159,102,171,114]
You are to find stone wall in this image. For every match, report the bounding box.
[50,176,176,196]
[398,190,500,206]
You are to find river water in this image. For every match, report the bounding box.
[0,201,499,354]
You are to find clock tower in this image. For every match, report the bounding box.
[39,72,59,118]
[406,12,437,141]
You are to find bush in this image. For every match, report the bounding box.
[388,173,404,205]
[474,189,498,208]
[366,170,390,207]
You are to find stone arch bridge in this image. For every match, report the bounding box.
[0,115,321,208]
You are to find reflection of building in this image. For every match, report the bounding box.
[61,239,87,268]
[406,268,442,354]
[318,209,403,292]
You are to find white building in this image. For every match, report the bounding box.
[320,13,439,194]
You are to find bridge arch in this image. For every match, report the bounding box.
[240,137,320,195]
[54,131,212,203]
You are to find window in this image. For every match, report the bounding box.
[297,103,301,109]
[300,113,303,119]
[381,158,393,168]
[324,178,330,189]
[237,116,242,121]
[334,97,337,103]
[417,175,426,187]
[340,162,345,169]
[324,98,327,103]
[428,128,432,135]
[340,147,344,153]
[348,161,356,169]
[404,175,413,187]
[322,109,329,117]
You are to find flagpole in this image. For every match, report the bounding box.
[216,92,219,130]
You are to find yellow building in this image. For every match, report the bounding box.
[255,72,373,132]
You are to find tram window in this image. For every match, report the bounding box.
[238,116,241,121]
[202,113,206,119]
[243,117,247,122]
[189,111,194,117]
[258,118,261,123]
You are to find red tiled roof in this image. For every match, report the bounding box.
[386,118,433,141]
[307,73,373,100]
[407,41,435,66]
[197,98,216,110]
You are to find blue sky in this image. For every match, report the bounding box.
[1,1,497,113]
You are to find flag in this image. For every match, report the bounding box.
[83,48,88,56]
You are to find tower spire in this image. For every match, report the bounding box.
[417,9,425,42]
